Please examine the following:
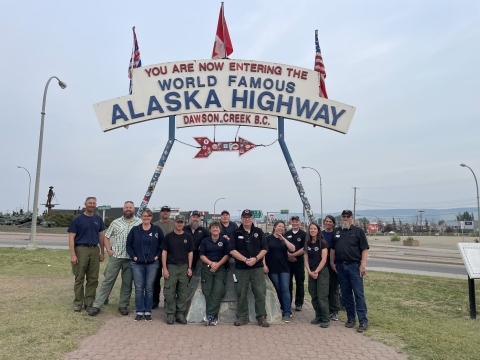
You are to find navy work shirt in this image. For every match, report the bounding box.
[199,236,230,262]
[183,225,211,249]
[332,226,369,263]
[67,213,105,245]
[229,225,268,270]
[220,221,238,239]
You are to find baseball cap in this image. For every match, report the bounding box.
[190,210,200,216]
[291,215,300,221]
[160,205,171,212]
[221,210,230,215]
[174,215,185,222]
[341,209,353,216]
[241,209,253,217]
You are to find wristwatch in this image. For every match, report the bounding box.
[255,256,259,262]
[244,258,248,263]
[188,266,192,269]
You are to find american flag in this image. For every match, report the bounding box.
[128,26,142,95]
[314,30,328,99]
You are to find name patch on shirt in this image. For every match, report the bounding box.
[287,235,292,238]
[238,236,244,239]
[308,247,311,251]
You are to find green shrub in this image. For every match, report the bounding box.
[390,233,400,241]
[43,213,76,227]
[104,217,114,228]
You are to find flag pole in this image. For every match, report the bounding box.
[221,2,227,59]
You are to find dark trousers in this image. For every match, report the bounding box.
[164,264,189,317]
[328,264,340,313]
[308,266,330,322]
[289,256,305,307]
[336,262,368,324]
[201,265,227,317]
[72,245,100,306]
[235,267,266,321]
[153,267,163,306]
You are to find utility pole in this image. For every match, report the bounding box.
[352,187,359,224]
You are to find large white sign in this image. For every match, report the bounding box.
[93,59,355,133]
[457,243,480,279]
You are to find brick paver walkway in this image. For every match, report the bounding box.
[65,301,407,360]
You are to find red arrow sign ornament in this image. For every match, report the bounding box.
[193,137,256,158]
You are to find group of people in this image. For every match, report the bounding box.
[68,197,369,332]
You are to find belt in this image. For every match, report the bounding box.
[338,261,357,265]
[75,243,98,248]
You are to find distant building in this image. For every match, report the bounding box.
[366,223,379,234]
[445,220,479,233]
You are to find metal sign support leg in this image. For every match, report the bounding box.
[277,117,315,223]
[468,276,476,319]
[136,115,176,217]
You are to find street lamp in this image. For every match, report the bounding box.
[461,164,480,235]
[301,166,323,226]
[213,197,225,221]
[418,210,425,234]
[28,76,67,250]
[17,166,32,212]
[460,163,480,320]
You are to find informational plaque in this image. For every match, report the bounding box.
[457,243,480,279]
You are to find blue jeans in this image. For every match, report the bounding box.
[268,272,292,316]
[336,262,368,324]
[130,261,159,315]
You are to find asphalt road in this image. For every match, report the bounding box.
[0,234,467,276]
[368,258,467,275]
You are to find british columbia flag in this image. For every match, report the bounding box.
[128,27,142,95]
[314,30,328,99]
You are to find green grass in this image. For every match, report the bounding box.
[0,248,126,360]
[0,248,479,360]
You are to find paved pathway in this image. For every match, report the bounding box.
[64,302,407,360]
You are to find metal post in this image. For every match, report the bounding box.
[17,166,31,212]
[277,117,315,223]
[136,116,176,217]
[301,167,323,226]
[460,164,480,236]
[468,276,477,319]
[28,76,67,250]
[353,187,357,224]
[214,197,225,221]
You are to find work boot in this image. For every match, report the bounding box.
[73,304,82,312]
[357,323,369,333]
[234,318,248,326]
[320,321,330,328]
[257,316,269,328]
[88,307,101,316]
[311,318,321,324]
[176,314,187,325]
[166,315,175,325]
[295,305,302,311]
[118,307,128,316]
[345,319,356,328]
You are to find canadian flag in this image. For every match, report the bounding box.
[212,3,233,59]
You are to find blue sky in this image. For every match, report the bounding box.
[1,0,479,220]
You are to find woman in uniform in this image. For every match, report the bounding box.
[199,221,230,326]
[322,215,340,321]
[263,220,296,322]
[304,222,330,328]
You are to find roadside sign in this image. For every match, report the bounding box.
[98,206,111,210]
[280,210,289,214]
[269,214,274,221]
[251,210,263,218]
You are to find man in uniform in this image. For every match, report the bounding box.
[68,197,105,312]
[161,215,194,324]
[219,210,238,240]
[183,210,210,270]
[229,209,269,327]
[330,209,369,333]
[152,205,175,309]
[285,215,306,312]
[88,201,142,316]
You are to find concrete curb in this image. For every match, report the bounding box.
[369,267,468,280]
